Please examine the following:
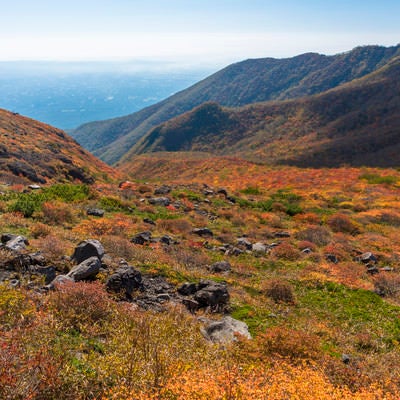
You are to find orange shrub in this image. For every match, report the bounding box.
[295,225,331,246]
[327,214,360,235]
[271,242,299,261]
[39,201,75,225]
[265,279,295,304]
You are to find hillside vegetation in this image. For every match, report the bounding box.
[2,158,400,398]
[0,108,116,185]
[72,44,400,164]
[121,55,400,167]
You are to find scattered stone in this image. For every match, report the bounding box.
[226,196,236,203]
[209,261,231,273]
[71,239,105,264]
[203,189,214,196]
[28,184,41,190]
[154,185,171,195]
[67,256,101,281]
[148,197,170,206]
[131,231,152,245]
[178,282,198,296]
[367,265,379,275]
[193,227,214,237]
[159,235,174,245]
[225,247,244,256]
[46,275,74,290]
[106,265,142,299]
[86,208,105,217]
[217,188,228,197]
[28,265,56,284]
[237,237,252,250]
[1,234,29,252]
[274,231,291,238]
[194,280,230,311]
[301,248,312,254]
[326,254,339,264]
[381,266,394,272]
[143,218,156,225]
[342,354,351,364]
[200,316,252,344]
[359,252,377,264]
[252,242,267,254]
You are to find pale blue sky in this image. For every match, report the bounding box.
[1,0,399,66]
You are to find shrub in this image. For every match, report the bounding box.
[373,273,400,297]
[157,218,192,234]
[30,222,52,238]
[48,281,115,334]
[295,225,331,246]
[38,201,75,225]
[271,243,299,261]
[265,279,295,304]
[327,214,360,235]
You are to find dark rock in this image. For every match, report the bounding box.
[301,248,312,254]
[148,197,170,206]
[209,261,231,273]
[28,265,56,284]
[67,256,101,281]
[178,282,198,296]
[225,247,243,256]
[326,254,339,264]
[359,252,377,264]
[71,239,105,264]
[193,227,213,237]
[131,231,152,245]
[367,265,379,275]
[217,188,228,197]
[237,237,252,250]
[143,218,156,225]
[226,196,236,203]
[86,208,105,217]
[194,280,230,311]
[274,231,291,238]
[200,316,252,344]
[203,189,214,196]
[342,354,351,364]
[106,265,142,299]
[154,185,171,195]
[159,235,174,245]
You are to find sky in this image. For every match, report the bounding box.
[1,0,399,68]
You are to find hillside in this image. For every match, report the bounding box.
[0,108,116,185]
[2,161,400,398]
[72,44,400,164]
[120,55,400,168]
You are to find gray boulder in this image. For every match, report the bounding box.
[200,316,252,344]
[252,242,267,253]
[209,261,231,273]
[67,256,101,281]
[86,208,105,217]
[154,185,171,195]
[46,274,74,290]
[131,231,152,245]
[106,265,142,299]
[71,239,105,264]
[193,227,213,237]
[148,197,171,206]
[1,234,28,252]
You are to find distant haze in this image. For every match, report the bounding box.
[0,61,211,129]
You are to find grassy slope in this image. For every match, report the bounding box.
[0,108,117,184]
[72,44,400,164]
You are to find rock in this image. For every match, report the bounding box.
[28,184,41,190]
[237,237,252,250]
[367,265,379,275]
[203,189,214,196]
[154,185,171,195]
[226,196,236,203]
[252,242,267,253]
[359,252,377,264]
[381,266,394,272]
[143,218,156,226]
[67,256,101,281]
[200,316,252,344]
[86,208,105,217]
[225,247,243,256]
[326,254,339,264]
[148,197,170,206]
[342,354,351,364]
[28,265,56,284]
[178,282,198,296]
[274,231,291,238]
[159,235,174,245]
[193,227,214,237]
[209,261,231,273]
[217,188,228,197]
[1,234,29,252]
[301,248,312,254]
[194,280,230,311]
[46,275,74,290]
[131,231,152,245]
[106,265,142,299]
[71,239,104,264]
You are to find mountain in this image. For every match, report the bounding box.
[0,108,116,185]
[119,55,400,168]
[72,44,400,164]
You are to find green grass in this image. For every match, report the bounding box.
[359,173,398,185]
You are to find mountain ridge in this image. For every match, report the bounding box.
[72,44,400,164]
